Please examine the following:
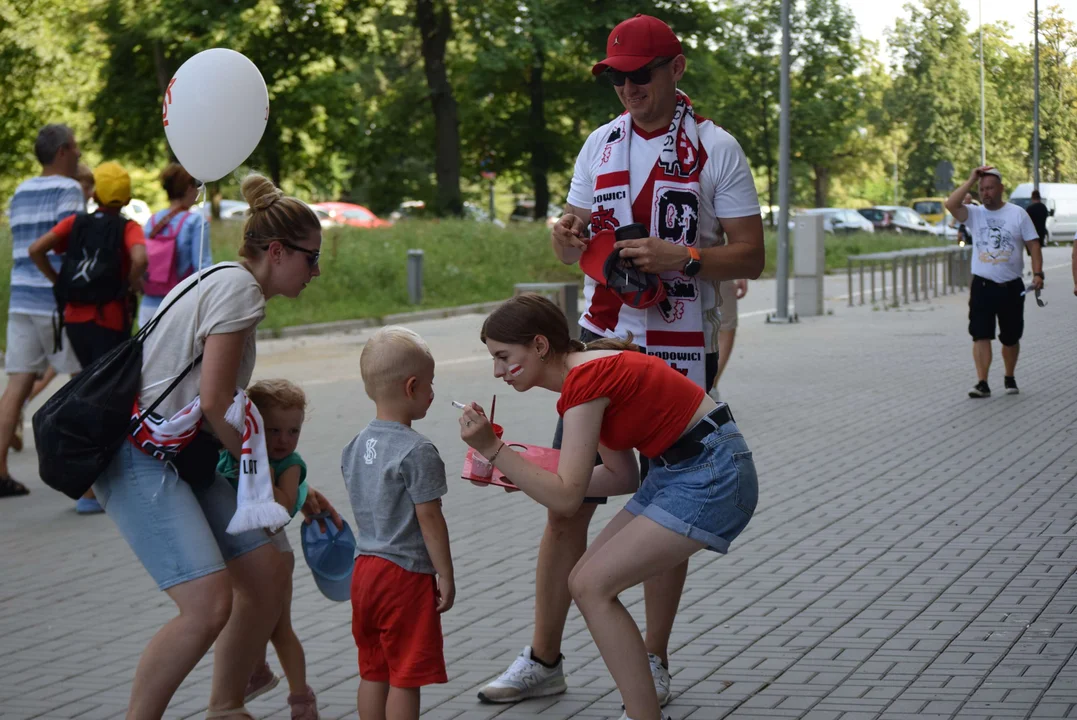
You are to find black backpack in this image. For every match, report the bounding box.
[54,211,129,309]
[32,265,233,499]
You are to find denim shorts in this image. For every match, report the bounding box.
[625,418,757,553]
[93,441,270,590]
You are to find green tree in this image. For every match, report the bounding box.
[1038,5,1077,182]
[91,0,361,198]
[789,0,870,206]
[0,0,104,202]
[887,0,982,197]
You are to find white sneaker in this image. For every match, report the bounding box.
[650,653,672,707]
[620,653,673,710]
[477,646,567,703]
[618,714,674,720]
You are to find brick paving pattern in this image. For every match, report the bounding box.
[2,250,1075,719]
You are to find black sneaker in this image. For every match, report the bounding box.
[1004,376,1019,395]
[969,380,991,398]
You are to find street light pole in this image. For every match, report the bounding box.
[773,0,792,322]
[1033,0,1040,190]
[979,0,986,165]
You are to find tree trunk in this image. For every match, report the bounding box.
[813,165,829,208]
[529,39,549,221]
[415,0,462,216]
[153,41,178,164]
[265,114,283,190]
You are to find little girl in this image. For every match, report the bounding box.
[218,378,318,720]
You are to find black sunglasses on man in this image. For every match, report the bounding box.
[604,57,673,87]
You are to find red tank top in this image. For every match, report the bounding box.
[556,352,705,458]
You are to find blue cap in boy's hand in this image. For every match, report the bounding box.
[301,512,356,602]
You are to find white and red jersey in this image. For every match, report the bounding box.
[567,116,759,352]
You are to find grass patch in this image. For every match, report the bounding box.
[0,221,946,349]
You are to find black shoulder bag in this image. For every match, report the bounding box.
[32,265,233,499]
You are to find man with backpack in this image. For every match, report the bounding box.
[28,161,147,377]
[0,125,85,499]
[140,163,212,326]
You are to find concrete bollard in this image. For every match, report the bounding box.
[794,214,825,316]
[407,249,424,305]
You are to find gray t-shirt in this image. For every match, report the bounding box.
[342,420,448,575]
[140,262,265,419]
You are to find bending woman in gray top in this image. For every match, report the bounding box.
[91,174,327,720]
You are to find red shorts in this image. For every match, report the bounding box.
[350,555,447,687]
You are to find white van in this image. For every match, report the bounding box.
[1009,182,1077,243]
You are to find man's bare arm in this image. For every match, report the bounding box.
[697,215,766,281]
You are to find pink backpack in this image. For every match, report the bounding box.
[144,210,194,297]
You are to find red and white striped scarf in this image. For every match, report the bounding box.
[129,390,290,534]
[589,91,707,388]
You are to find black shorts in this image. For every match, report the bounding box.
[969,275,1024,346]
[65,322,129,368]
[553,328,719,504]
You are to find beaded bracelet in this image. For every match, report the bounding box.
[488,442,506,464]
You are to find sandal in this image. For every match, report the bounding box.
[288,686,319,720]
[0,475,29,498]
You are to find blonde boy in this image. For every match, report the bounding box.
[343,326,453,720]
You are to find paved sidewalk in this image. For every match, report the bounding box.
[1,250,1076,720]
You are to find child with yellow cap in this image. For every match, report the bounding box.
[28,161,148,370]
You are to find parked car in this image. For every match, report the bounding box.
[928,217,959,242]
[910,197,946,225]
[509,200,560,228]
[857,207,893,231]
[388,200,505,227]
[792,208,875,234]
[871,206,935,235]
[195,199,249,221]
[88,198,153,227]
[310,202,389,229]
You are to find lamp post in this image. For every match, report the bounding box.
[772,0,792,322]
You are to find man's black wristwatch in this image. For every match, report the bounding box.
[1034,272,1045,279]
[683,247,702,277]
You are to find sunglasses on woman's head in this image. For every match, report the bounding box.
[605,57,673,87]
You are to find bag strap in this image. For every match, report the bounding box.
[148,208,184,239]
[135,264,233,341]
[172,210,194,237]
[126,263,243,433]
[126,353,204,433]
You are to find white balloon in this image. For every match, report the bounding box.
[162,48,269,183]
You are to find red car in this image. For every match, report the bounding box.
[310,202,389,228]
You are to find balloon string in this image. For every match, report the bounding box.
[192,182,207,363]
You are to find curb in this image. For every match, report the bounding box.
[255,299,507,341]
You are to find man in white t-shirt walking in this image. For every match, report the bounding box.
[477,14,764,713]
[946,166,1043,398]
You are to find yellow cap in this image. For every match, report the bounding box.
[93,162,131,208]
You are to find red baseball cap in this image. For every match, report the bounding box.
[592,15,684,76]
[580,229,668,309]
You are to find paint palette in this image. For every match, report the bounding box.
[461,443,560,490]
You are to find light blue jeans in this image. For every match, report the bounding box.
[93,441,270,590]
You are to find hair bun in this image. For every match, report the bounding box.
[252,192,283,211]
[240,173,283,212]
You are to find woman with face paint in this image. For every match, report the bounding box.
[458,293,758,720]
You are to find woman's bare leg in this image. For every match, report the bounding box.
[569,514,704,720]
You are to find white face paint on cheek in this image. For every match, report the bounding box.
[509,364,524,378]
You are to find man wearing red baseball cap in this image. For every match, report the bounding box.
[478,14,765,720]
